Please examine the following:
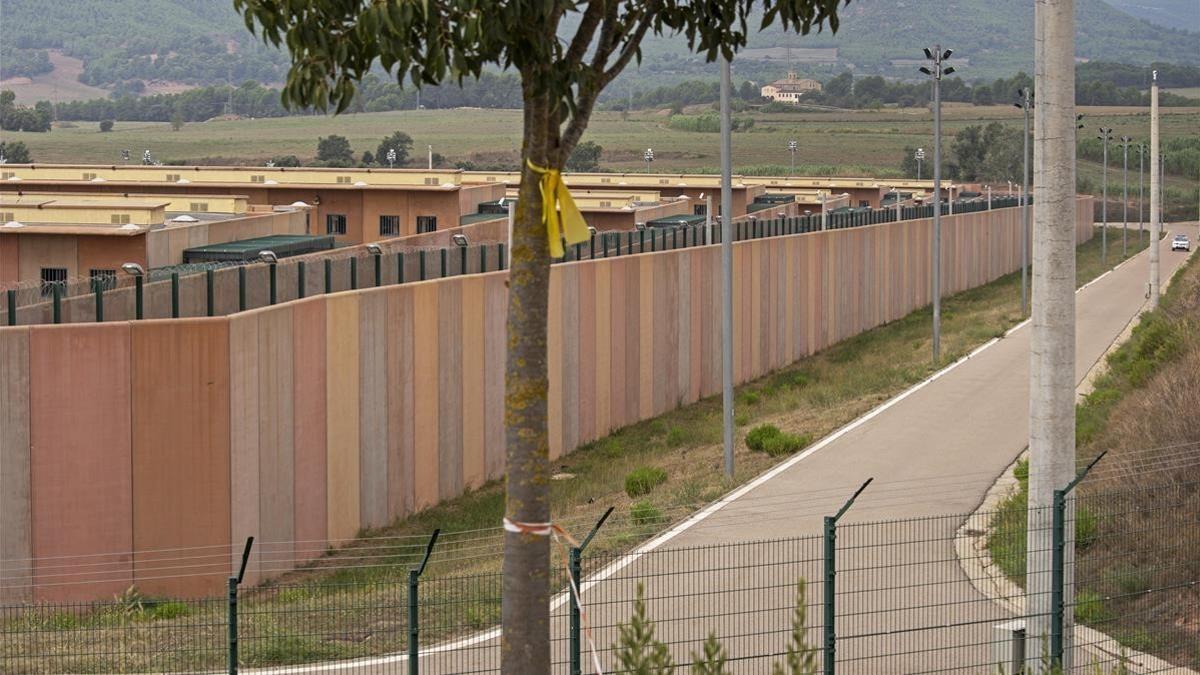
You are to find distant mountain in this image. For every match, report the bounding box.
[1104,0,1200,34]
[1,0,1197,102]
[623,0,1200,83]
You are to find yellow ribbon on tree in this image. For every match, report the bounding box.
[527,159,589,259]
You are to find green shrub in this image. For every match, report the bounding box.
[625,467,668,497]
[745,424,782,451]
[761,432,811,457]
[613,584,675,673]
[665,426,687,447]
[746,424,809,456]
[630,501,666,526]
[739,391,761,406]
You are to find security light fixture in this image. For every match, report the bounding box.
[121,263,145,276]
[587,226,598,236]
[366,243,383,255]
[451,234,469,247]
[258,250,279,264]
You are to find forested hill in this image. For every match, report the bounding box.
[0,0,1196,97]
[0,0,289,88]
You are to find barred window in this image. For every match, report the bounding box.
[326,214,348,235]
[379,215,401,237]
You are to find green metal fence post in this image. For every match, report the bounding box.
[822,515,836,675]
[498,244,506,270]
[171,273,180,318]
[374,252,383,287]
[51,283,62,324]
[7,289,15,326]
[227,537,254,675]
[480,244,487,273]
[268,263,277,305]
[822,479,873,675]
[134,275,144,319]
[324,258,332,294]
[298,261,306,299]
[460,245,468,275]
[238,267,247,311]
[1050,487,1066,668]
[94,280,104,323]
[350,257,359,290]
[639,229,645,252]
[398,252,406,284]
[207,269,215,316]
[569,507,613,675]
[440,248,448,278]
[419,250,427,280]
[1049,450,1107,670]
[408,530,440,675]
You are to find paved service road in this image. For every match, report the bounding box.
[263,231,1193,675]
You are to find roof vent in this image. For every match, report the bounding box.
[120,223,141,230]
[264,179,279,185]
[290,200,310,207]
[6,176,21,181]
[354,181,368,187]
[176,178,190,184]
[91,177,106,182]
[3,220,25,228]
[171,215,200,223]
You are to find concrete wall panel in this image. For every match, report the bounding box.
[386,287,413,521]
[483,274,507,479]
[28,325,132,601]
[258,306,295,572]
[325,295,361,543]
[228,313,261,583]
[437,281,463,500]
[0,328,31,602]
[292,298,328,561]
[131,319,230,597]
[460,277,486,489]
[358,290,388,529]
[412,284,440,508]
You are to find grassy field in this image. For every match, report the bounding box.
[3,227,1140,672]
[11,105,1200,178]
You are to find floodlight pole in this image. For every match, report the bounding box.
[1121,136,1130,258]
[921,46,954,364]
[720,56,735,480]
[1017,87,1033,316]
[1098,127,1112,267]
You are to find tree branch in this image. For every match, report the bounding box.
[564,0,606,69]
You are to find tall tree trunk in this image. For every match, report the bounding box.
[1027,0,1076,671]
[501,85,555,674]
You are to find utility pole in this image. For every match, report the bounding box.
[1138,143,1145,247]
[1027,0,1077,670]
[787,139,798,176]
[915,147,925,180]
[1150,71,1160,308]
[920,46,955,364]
[1097,127,1112,267]
[1120,136,1131,258]
[1015,87,1033,316]
[719,57,735,480]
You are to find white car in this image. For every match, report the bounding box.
[1171,234,1190,252]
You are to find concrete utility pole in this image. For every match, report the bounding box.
[1138,143,1145,247]
[1027,0,1078,670]
[1016,87,1033,316]
[1121,136,1131,258]
[720,57,735,479]
[1097,127,1112,266]
[1150,72,1160,308]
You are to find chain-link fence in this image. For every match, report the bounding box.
[3,471,1193,675]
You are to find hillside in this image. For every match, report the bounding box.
[1,0,1197,101]
[1105,0,1200,33]
[623,0,1200,83]
[0,0,288,94]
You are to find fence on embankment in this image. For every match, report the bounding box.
[2,468,1193,674]
[0,198,1094,604]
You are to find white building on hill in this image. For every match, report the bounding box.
[761,72,822,103]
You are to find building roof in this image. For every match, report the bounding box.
[0,164,468,191]
[181,234,336,263]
